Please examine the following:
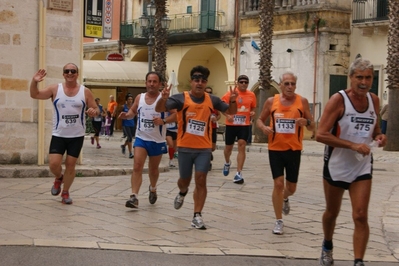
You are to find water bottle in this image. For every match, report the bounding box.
[355,140,380,161]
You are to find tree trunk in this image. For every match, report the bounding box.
[384,0,399,151]
[153,0,168,80]
[254,0,274,143]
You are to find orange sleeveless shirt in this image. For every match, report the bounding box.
[177,91,213,149]
[268,95,304,151]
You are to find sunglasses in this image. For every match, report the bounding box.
[191,74,208,83]
[283,82,296,86]
[63,69,77,74]
[239,81,249,84]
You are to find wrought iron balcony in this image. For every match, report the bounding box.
[241,0,323,13]
[120,11,226,45]
[352,0,388,24]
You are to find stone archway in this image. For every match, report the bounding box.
[176,45,228,97]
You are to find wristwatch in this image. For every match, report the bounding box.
[306,119,311,126]
[162,118,167,124]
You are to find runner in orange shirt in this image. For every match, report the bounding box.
[107,95,118,137]
[256,71,314,235]
[221,75,256,184]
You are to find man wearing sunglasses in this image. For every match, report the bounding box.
[30,63,99,205]
[256,71,314,235]
[155,65,237,230]
[221,75,257,184]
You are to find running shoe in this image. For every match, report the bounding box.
[125,194,139,208]
[191,214,206,230]
[223,161,231,176]
[121,145,126,154]
[354,262,364,266]
[174,189,188,210]
[61,191,73,205]
[283,199,290,215]
[129,153,134,159]
[272,220,284,235]
[319,247,334,266]
[91,137,94,145]
[233,173,244,184]
[169,159,176,168]
[96,145,101,149]
[51,175,63,196]
[148,186,157,204]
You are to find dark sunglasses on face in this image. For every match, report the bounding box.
[191,74,208,83]
[283,82,296,86]
[63,69,77,74]
[239,81,248,84]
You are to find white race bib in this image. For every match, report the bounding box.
[140,118,155,132]
[233,115,246,125]
[186,119,206,136]
[275,118,295,134]
[348,117,374,137]
[61,114,79,127]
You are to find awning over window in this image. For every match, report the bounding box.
[82,60,148,87]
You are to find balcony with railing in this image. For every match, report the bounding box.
[120,11,226,45]
[352,0,388,24]
[242,0,324,13]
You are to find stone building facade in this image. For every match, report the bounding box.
[0,1,83,164]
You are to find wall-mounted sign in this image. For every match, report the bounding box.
[84,0,113,39]
[48,0,73,12]
[106,53,124,61]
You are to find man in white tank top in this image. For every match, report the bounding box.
[316,58,387,266]
[30,63,99,205]
[119,72,176,209]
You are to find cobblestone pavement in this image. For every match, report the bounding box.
[0,132,398,265]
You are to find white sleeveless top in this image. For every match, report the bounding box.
[324,90,377,182]
[135,93,166,143]
[52,83,86,138]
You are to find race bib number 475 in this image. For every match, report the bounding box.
[349,117,374,137]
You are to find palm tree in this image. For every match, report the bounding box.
[254,0,274,143]
[384,0,399,150]
[153,0,168,81]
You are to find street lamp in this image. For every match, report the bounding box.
[139,0,171,73]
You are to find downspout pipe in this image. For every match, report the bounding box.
[234,0,240,80]
[312,16,319,139]
[38,0,46,165]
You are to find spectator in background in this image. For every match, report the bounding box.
[104,111,112,138]
[107,95,118,137]
[380,103,388,134]
[205,86,221,171]
[91,98,105,149]
[165,111,178,168]
[120,94,135,159]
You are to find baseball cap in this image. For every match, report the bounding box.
[237,75,249,82]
